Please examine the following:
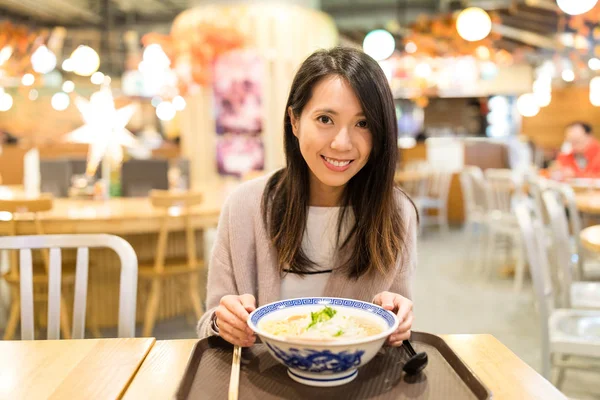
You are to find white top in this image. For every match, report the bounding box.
[280,206,346,300]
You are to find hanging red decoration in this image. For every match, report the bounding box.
[141,21,245,93]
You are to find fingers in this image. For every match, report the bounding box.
[373,291,396,311]
[388,329,411,346]
[215,294,256,347]
[387,312,414,346]
[395,297,413,323]
[221,295,252,324]
[219,319,256,347]
[396,311,414,333]
[216,305,251,334]
[239,293,256,313]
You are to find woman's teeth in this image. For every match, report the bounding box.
[324,156,351,167]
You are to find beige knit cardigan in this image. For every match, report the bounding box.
[197,175,417,338]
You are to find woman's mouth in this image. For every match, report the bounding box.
[321,155,354,172]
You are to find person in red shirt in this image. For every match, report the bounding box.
[556,121,600,178]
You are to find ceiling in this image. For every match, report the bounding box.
[322,0,562,53]
[0,0,568,72]
[0,0,190,26]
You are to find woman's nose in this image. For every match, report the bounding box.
[331,127,352,151]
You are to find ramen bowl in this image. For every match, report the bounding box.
[247,297,399,387]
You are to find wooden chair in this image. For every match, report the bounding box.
[459,166,487,271]
[483,168,527,291]
[0,234,137,339]
[141,190,205,336]
[0,195,73,340]
[416,168,453,234]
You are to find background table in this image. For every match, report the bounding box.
[123,335,567,400]
[0,338,155,399]
[575,191,600,215]
[0,186,228,329]
[580,225,600,253]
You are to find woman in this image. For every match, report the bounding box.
[197,47,418,348]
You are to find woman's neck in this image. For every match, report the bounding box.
[308,173,345,207]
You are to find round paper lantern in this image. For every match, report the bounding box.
[62,58,74,72]
[562,69,575,82]
[31,45,57,74]
[21,73,35,86]
[456,7,492,42]
[534,92,552,107]
[51,92,70,111]
[414,63,432,78]
[557,0,598,15]
[475,45,491,60]
[516,93,540,117]
[91,72,104,85]
[405,41,417,54]
[156,101,176,121]
[590,58,600,70]
[172,95,186,111]
[0,92,13,111]
[590,76,600,106]
[62,80,75,93]
[0,46,12,65]
[363,29,396,61]
[143,44,171,69]
[70,45,100,76]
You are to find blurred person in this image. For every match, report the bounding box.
[555,121,600,178]
[197,47,418,348]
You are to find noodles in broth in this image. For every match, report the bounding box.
[259,306,383,340]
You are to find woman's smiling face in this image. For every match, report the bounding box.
[289,75,373,201]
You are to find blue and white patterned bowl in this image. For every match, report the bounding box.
[247,297,399,387]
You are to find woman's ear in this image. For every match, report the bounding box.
[288,107,299,138]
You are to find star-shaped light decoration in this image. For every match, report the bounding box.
[65,84,139,176]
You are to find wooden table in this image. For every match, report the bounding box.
[442,335,565,400]
[122,339,196,400]
[575,191,600,215]
[123,335,566,400]
[0,191,225,235]
[0,338,155,399]
[580,225,600,253]
[566,178,600,193]
[0,185,229,328]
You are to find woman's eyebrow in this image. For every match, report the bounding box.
[313,108,365,117]
[313,108,338,115]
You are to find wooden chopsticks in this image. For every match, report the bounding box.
[228,345,242,400]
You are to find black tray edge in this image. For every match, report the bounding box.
[175,333,493,400]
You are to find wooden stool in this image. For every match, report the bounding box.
[0,195,73,340]
[140,190,206,336]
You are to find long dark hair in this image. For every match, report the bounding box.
[262,47,414,279]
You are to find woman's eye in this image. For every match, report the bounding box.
[356,120,368,129]
[317,116,332,124]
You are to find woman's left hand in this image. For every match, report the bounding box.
[373,291,413,346]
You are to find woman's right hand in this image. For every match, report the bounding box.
[215,294,257,347]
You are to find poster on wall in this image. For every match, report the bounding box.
[213,49,264,176]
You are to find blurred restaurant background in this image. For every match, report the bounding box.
[1,0,600,398]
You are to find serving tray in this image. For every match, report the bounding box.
[176,331,492,399]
